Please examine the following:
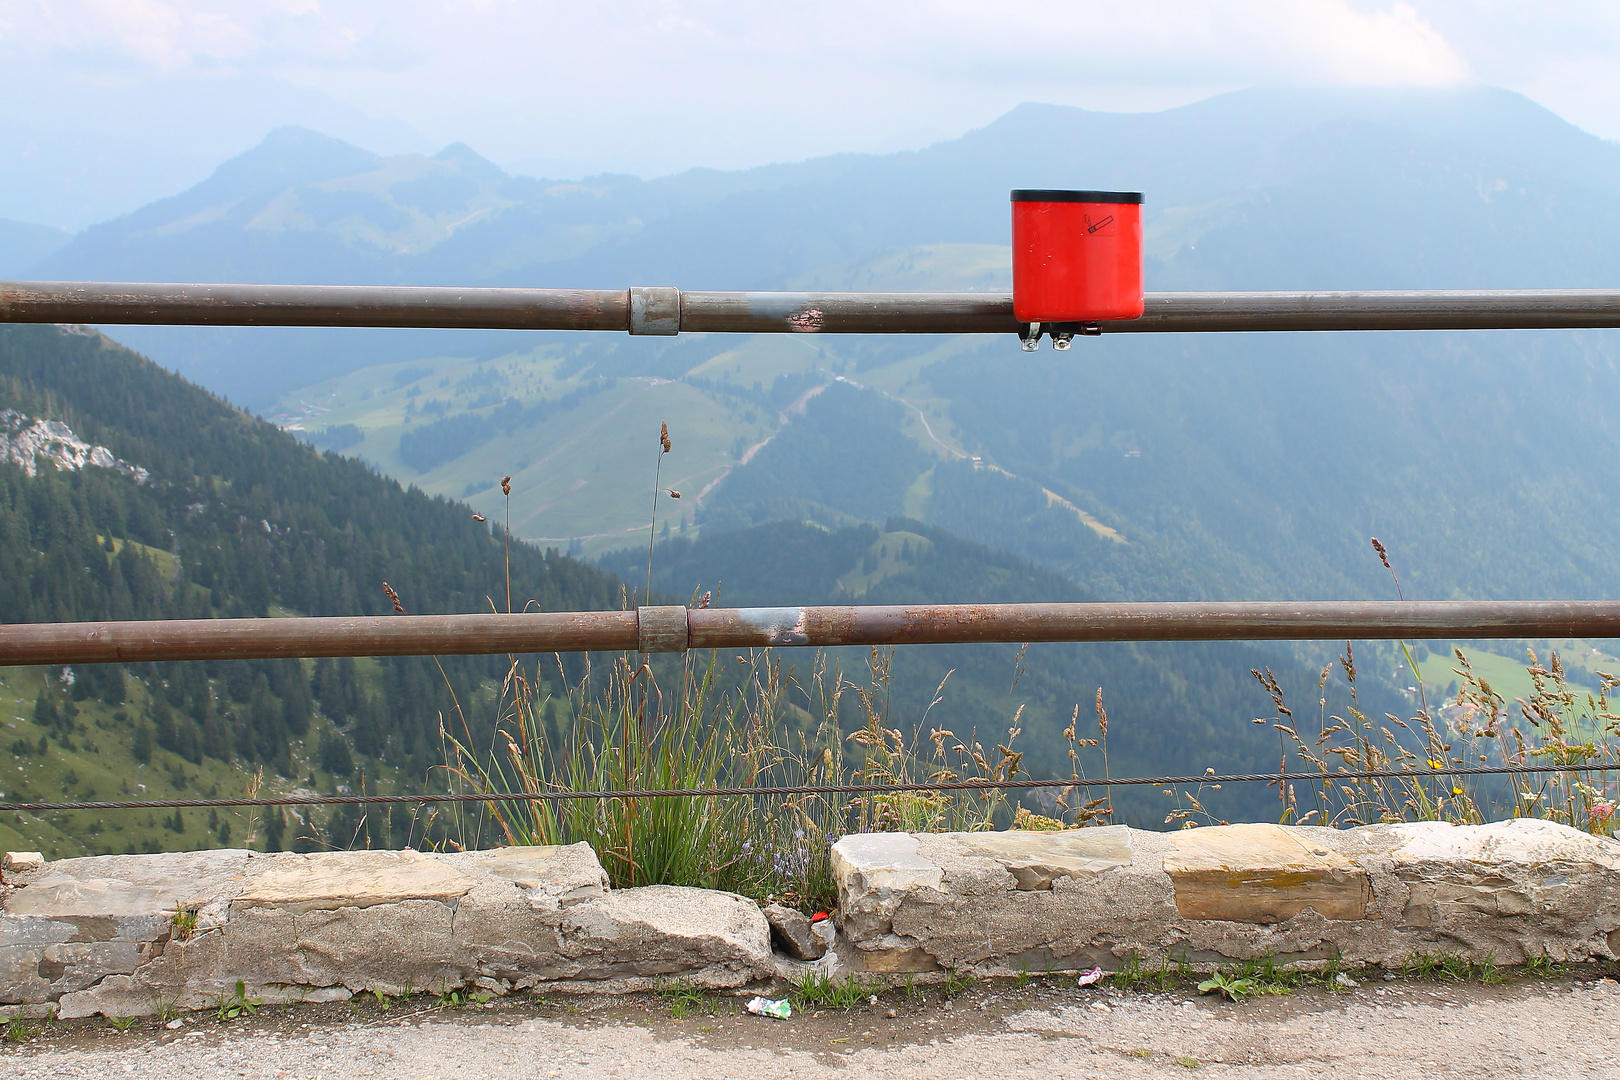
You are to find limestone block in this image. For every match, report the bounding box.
[435,844,612,988]
[835,827,1166,975]
[285,899,468,994]
[1390,818,1620,867]
[831,832,946,956]
[0,918,86,1003]
[450,893,572,987]
[553,885,773,989]
[31,841,773,1014]
[55,975,152,1019]
[7,849,257,929]
[449,843,608,910]
[3,852,43,873]
[0,915,78,948]
[53,906,278,1016]
[390,843,610,983]
[0,850,260,1005]
[231,849,474,914]
[0,944,58,1005]
[832,821,1620,975]
[51,923,235,1017]
[1382,819,1620,961]
[833,833,943,896]
[0,937,146,1004]
[7,848,487,1015]
[1163,822,1372,923]
[762,903,824,961]
[956,828,1136,890]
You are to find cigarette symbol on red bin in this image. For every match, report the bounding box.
[1085,213,1115,234]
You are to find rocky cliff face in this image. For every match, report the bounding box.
[1,407,148,484]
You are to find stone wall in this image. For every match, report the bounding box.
[0,844,773,1018]
[4,818,1616,1018]
[832,820,1620,976]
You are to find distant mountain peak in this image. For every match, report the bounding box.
[202,126,382,199]
[431,141,507,182]
[258,125,367,152]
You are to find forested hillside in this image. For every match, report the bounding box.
[0,323,621,855]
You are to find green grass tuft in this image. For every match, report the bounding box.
[791,972,872,1011]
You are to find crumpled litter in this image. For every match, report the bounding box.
[1076,967,1105,987]
[746,996,792,1019]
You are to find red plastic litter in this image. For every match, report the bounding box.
[810,911,829,922]
[1011,189,1144,324]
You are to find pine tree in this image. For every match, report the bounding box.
[148,697,177,755]
[131,722,152,765]
[318,729,354,778]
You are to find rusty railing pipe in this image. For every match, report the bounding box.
[0,611,640,665]
[684,601,1620,648]
[0,281,630,331]
[4,601,1620,666]
[5,281,1620,335]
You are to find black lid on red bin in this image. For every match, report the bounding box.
[1011,189,1143,204]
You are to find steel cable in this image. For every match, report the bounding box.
[0,762,1606,814]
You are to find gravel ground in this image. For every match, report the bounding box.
[5,972,1618,1078]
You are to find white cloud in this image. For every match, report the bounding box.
[1,2,1469,83]
[230,1,1481,167]
[1272,2,1470,84]
[0,1,1612,227]
[1415,0,1620,138]
[0,2,1475,92]
[0,0,365,69]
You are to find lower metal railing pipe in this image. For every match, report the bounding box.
[0,611,639,665]
[683,601,1620,649]
[3,600,1619,666]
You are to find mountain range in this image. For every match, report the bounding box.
[4,86,1617,610]
[10,85,1619,404]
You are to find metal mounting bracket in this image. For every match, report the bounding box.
[628,287,681,335]
[637,605,690,652]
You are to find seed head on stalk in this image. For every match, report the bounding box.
[500,476,514,611]
[646,422,672,613]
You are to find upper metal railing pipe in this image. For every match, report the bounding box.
[5,281,1620,335]
[4,601,1619,666]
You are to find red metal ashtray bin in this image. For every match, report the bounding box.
[1011,189,1144,349]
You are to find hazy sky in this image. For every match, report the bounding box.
[2,1,1617,229]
